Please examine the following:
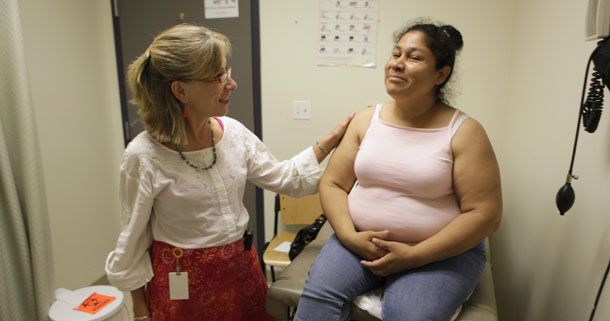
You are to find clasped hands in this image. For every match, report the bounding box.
[343,230,421,277]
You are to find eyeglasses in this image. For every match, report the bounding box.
[200,66,232,85]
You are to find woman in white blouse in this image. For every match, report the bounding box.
[105,24,352,321]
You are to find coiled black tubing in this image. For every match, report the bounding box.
[556,48,605,217]
[583,67,604,133]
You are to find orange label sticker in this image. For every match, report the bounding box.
[74,292,116,315]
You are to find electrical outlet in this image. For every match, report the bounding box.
[293,100,311,120]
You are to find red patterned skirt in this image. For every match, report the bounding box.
[147,238,276,321]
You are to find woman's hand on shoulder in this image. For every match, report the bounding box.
[318,106,376,152]
[329,112,356,146]
[349,105,376,143]
[328,105,376,146]
[316,112,355,155]
[314,112,355,163]
[340,230,389,261]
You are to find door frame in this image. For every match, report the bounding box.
[109,0,266,266]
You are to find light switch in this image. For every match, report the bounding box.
[293,100,311,120]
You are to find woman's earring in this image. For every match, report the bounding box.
[183,109,188,117]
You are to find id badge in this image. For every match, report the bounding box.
[169,272,189,300]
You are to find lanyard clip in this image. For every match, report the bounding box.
[172,247,184,274]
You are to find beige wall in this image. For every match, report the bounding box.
[493,0,610,320]
[15,0,610,320]
[18,0,124,289]
[259,0,515,246]
[261,0,610,320]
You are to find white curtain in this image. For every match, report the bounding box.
[0,0,54,320]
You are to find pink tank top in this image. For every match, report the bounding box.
[348,104,468,244]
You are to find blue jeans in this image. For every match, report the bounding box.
[294,234,486,321]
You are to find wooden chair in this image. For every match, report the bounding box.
[263,193,324,281]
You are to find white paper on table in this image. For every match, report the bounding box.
[273,241,292,253]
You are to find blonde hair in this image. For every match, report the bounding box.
[127,24,231,146]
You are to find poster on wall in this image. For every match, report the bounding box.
[317,0,379,67]
[204,0,239,19]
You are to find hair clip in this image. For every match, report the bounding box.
[442,28,451,38]
[144,46,151,60]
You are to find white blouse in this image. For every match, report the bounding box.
[105,117,321,291]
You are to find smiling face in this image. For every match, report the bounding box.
[176,57,238,118]
[385,31,450,102]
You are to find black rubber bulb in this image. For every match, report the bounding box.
[556,182,575,215]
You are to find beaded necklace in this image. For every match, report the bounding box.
[176,120,217,171]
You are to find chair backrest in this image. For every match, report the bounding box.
[279,193,324,225]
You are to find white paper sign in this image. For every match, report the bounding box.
[204,0,239,19]
[317,0,379,67]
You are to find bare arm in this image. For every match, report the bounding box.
[362,118,502,275]
[320,107,389,260]
[131,286,151,320]
[413,118,502,260]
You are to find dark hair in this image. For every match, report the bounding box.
[393,20,463,104]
